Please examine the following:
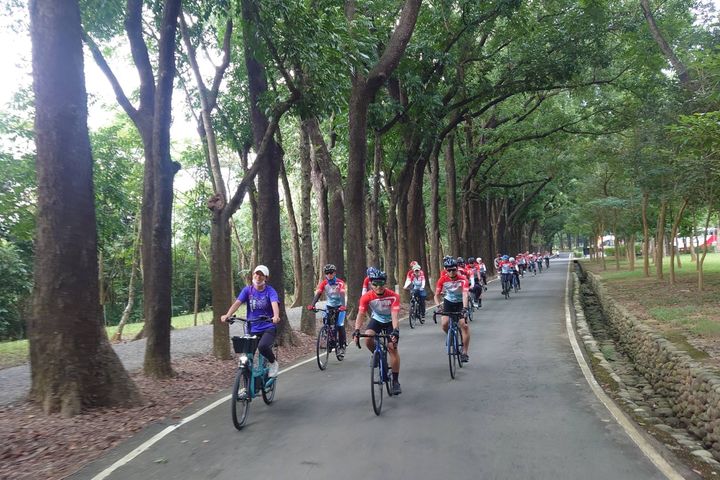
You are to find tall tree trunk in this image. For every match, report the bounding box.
[306,117,344,276]
[280,159,303,307]
[639,0,692,89]
[311,148,329,275]
[299,121,316,334]
[642,191,650,277]
[113,218,141,341]
[669,198,689,285]
[385,194,399,292]
[429,142,441,291]
[445,133,460,254]
[368,131,382,267]
[29,0,141,415]
[344,0,422,315]
[628,234,636,271]
[86,0,182,378]
[656,200,667,281]
[698,209,712,291]
[242,0,295,345]
[193,231,201,326]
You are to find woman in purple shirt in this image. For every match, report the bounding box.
[221,265,281,377]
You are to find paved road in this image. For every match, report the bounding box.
[71,256,680,480]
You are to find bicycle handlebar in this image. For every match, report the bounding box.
[227,316,271,325]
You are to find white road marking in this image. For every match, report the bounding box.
[563,255,685,480]
[91,354,318,479]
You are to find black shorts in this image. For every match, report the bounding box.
[366,319,394,334]
[442,299,463,314]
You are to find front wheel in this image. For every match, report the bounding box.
[371,351,383,415]
[316,325,329,370]
[447,329,457,379]
[231,368,251,430]
[408,301,416,329]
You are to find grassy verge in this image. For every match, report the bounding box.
[581,252,720,361]
[0,310,215,370]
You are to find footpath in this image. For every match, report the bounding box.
[0,303,315,406]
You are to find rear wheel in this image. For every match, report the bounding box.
[231,368,250,430]
[371,351,383,415]
[261,374,276,404]
[316,325,329,370]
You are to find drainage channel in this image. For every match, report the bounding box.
[574,263,720,479]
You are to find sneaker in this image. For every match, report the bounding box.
[392,381,402,395]
[460,354,469,363]
[268,361,280,378]
[336,346,346,360]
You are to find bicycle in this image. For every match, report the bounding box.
[408,290,425,329]
[228,316,278,430]
[512,273,520,293]
[501,274,512,300]
[310,306,345,370]
[434,310,465,379]
[355,331,395,415]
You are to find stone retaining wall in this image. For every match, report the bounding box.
[576,262,720,460]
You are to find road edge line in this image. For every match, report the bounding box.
[564,254,685,480]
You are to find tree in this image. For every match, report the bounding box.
[28,0,140,416]
[84,0,182,378]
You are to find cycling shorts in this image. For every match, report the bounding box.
[366,319,393,334]
[443,299,463,314]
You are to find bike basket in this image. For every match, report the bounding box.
[232,335,258,354]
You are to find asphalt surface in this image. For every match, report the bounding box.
[71,255,673,480]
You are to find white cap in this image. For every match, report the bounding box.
[253,265,269,277]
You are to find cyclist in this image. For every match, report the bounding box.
[477,257,488,289]
[466,257,482,307]
[361,266,380,296]
[353,271,402,395]
[434,257,471,363]
[509,256,521,291]
[498,255,513,295]
[403,263,427,317]
[456,256,467,277]
[308,264,348,359]
[221,265,281,377]
[544,251,550,269]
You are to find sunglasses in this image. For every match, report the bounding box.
[446,268,457,272]
[371,280,386,287]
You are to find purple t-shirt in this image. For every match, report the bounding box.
[237,285,279,334]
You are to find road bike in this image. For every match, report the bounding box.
[434,310,465,379]
[310,306,345,370]
[355,331,395,415]
[501,274,512,300]
[228,316,277,430]
[512,272,521,293]
[408,290,425,329]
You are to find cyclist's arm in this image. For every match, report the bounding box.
[391,310,399,331]
[271,301,280,324]
[221,299,243,322]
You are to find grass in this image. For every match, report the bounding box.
[0,310,215,370]
[581,252,720,361]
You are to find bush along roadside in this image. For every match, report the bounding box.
[574,261,720,475]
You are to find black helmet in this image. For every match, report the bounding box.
[443,257,458,269]
[370,270,387,283]
[323,264,336,274]
[467,257,475,264]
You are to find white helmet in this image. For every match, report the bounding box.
[509,257,515,262]
[412,264,421,271]
[477,257,482,261]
